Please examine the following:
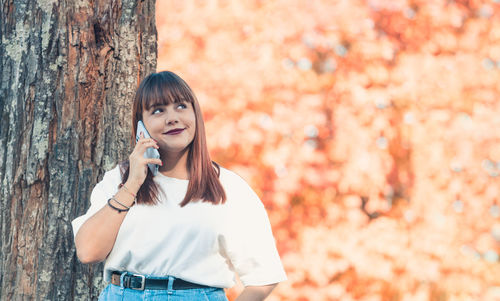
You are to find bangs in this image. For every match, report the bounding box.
[140,73,195,111]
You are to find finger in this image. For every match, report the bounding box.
[140,140,159,149]
[146,159,163,166]
[137,137,157,145]
[135,139,159,151]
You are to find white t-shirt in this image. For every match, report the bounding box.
[71,165,287,288]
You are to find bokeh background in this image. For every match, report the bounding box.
[156,0,500,300]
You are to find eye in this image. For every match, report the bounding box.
[176,103,188,109]
[152,108,163,114]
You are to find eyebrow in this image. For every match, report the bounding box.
[148,99,188,109]
[147,104,164,111]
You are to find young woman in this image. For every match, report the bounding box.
[72,71,287,300]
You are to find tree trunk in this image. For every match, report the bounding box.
[0,0,156,299]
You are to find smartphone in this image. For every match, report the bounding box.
[136,121,160,176]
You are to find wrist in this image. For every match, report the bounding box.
[123,180,141,194]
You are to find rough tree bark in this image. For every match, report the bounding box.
[0,0,156,299]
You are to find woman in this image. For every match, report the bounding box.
[72,71,287,300]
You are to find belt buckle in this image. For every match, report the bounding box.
[131,274,146,290]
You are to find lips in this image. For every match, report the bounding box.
[165,128,185,135]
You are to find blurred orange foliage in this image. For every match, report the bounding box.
[156,0,500,300]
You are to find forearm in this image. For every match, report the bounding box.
[75,182,138,263]
[235,284,277,301]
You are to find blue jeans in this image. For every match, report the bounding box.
[98,275,229,301]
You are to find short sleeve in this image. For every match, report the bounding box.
[221,172,287,287]
[71,165,122,238]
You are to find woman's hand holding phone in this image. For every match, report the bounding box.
[126,132,163,192]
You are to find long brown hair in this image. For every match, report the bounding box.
[120,71,226,207]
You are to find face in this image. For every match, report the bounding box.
[141,100,196,155]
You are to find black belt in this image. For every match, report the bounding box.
[111,271,211,290]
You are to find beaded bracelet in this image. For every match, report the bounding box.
[107,198,130,213]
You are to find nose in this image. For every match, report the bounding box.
[165,110,179,125]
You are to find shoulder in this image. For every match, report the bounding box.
[96,164,122,187]
[104,164,122,181]
[218,167,253,192]
[218,167,246,185]
[89,164,122,203]
[217,166,263,208]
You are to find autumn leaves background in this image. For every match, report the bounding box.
[156,1,500,300]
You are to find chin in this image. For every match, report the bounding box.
[162,145,190,154]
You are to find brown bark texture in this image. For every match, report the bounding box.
[0,0,157,299]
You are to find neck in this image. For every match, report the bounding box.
[158,148,190,179]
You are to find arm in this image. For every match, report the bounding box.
[74,180,141,263]
[235,284,278,301]
[74,135,161,263]
[221,173,286,300]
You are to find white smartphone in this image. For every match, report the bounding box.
[136,120,160,176]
